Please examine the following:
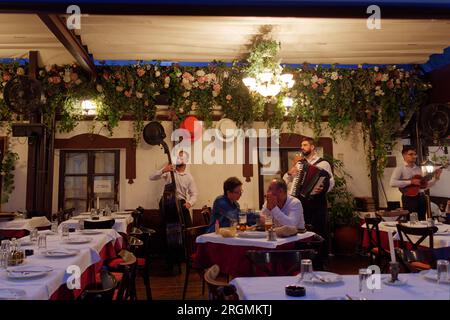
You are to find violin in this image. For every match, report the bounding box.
[400,165,447,197]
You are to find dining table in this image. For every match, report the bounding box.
[0,216,51,238]
[230,272,450,300]
[58,212,134,234]
[0,228,122,300]
[193,231,316,277]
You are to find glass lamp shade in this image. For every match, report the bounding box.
[421,159,435,174]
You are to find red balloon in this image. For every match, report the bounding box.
[180,116,202,141]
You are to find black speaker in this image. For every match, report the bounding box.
[12,123,45,137]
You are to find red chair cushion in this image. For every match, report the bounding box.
[95,271,123,283]
[410,261,431,270]
[137,258,146,267]
[106,258,125,268]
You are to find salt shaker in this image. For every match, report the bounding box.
[267,228,277,241]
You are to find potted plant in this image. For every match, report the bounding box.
[326,157,360,255]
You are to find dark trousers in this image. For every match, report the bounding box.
[302,197,329,258]
[402,194,426,220]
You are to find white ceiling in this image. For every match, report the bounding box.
[1,14,450,65]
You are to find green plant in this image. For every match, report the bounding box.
[0,148,19,204]
[325,157,360,230]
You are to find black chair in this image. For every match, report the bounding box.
[84,219,115,229]
[201,206,211,225]
[80,269,118,301]
[129,229,154,300]
[395,224,438,272]
[182,224,208,300]
[246,249,316,276]
[204,265,239,300]
[364,217,391,272]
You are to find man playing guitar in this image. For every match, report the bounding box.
[390,146,442,220]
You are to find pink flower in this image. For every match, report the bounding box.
[197,76,206,84]
[374,73,382,82]
[311,83,318,89]
[226,94,232,101]
[2,74,11,81]
[136,68,145,77]
[124,90,132,98]
[387,80,394,89]
[213,83,221,92]
[53,76,61,84]
[103,73,110,80]
[182,72,193,81]
[114,72,122,79]
[317,78,326,84]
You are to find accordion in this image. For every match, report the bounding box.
[289,160,330,200]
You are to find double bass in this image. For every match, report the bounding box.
[143,121,185,266]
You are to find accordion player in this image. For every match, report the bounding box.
[289,159,331,200]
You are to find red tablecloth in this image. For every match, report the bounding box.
[193,237,314,277]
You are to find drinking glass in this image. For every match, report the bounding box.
[78,218,85,231]
[30,228,39,243]
[0,240,11,269]
[51,221,58,234]
[410,212,418,224]
[238,211,247,231]
[300,259,313,283]
[113,204,119,213]
[358,268,372,297]
[37,234,47,255]
[437,260,449,284]
[265,214,273,231]
[90,208,97,219]
[62,224,70,240]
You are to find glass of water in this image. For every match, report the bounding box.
[30,228,39,243]
[300,259,314,283]
[51,221,58,234]
[410,212,418,224]
[358,268,372,298]
[62,224,70,240]
[0,240,11,269]
[78,218,85,231]
[437,260,449,284]
[37,234,47,255]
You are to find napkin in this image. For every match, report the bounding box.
[274,225,298,237]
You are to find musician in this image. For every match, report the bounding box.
[260,179,305,229]
[149,150,198,227]
[207,177,242,233]
[390,146,442,220]
[283,137,335,238]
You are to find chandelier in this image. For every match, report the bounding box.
[242,69,295,97]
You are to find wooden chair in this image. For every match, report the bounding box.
[395,224,438,272]
[182,224,208,300]
[80,269,118,301]
[110,250,137,300]
[364,217,391,272]
[246,249,316,276]
[201,206,211,225]
[84,218,115,229]
[204,265,238,300]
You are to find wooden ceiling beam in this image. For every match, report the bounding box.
[38,13,96,78]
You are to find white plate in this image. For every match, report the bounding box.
[0,288,26,300]
[420,270,450,284]
[7,265,53,279]
[43,249,80,257]
[80,229,103,235]
[64,236,93,244]
[237,231,267,239]
[383,222,397,227]
[382,276,408,286]
[302,271,343,284]
[419,221,443,226]
[19,239,33,246]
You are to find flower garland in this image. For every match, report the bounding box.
[0,147,19,204]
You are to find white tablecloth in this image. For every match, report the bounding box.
[196,231,316,249]
[362,221,450,249]
[230,273,450,300]
[0,229,122,300]
[0,217,51,231]
[59,213,133,234]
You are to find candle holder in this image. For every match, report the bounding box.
[389,261,399,282]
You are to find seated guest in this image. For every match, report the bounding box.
[260,178,305,229]
[207,177,243,233]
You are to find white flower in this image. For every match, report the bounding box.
[192,81,199,88]
[196,69,205,77]
[381,74,389,82]
[155,71,161,77]
[146,65,151,70]
[164,76,170,84]
[374,66,379,72]
[223,71,229,79]
[358,64,363,69]
[184,83,192,90]
[311,75,318,83]
[178,107,184,113]
[375,86,381,90]
[116,86,124,92]
[182,78,190,86]
[212,91,219,97]
[302,79,310,86]
[136,91,143,99]
[206,73,216,82]
[176,72,182,78]
[164,84,169,88]
[182,91,190,98]
[330,72,339,80]
[396,79,401,84]
[75,79,82,85]
[39,70,45,77]
[16,67,25,76]
[96,84,103,92]
[45,65,52,72]
[63,73,71,83]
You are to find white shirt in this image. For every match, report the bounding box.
[149,168,198,206]
[389,162,437,191]
[261,195,305,229]
[283,154,335,192]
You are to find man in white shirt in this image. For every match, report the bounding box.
[149,151,198,226]
[390,146,442,220]
[261,178,305,229]
[283,137,334,238]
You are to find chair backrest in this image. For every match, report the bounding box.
[364,216,383,251]
[201,206,211,225]
[184,225,208,262]
[396,224,438,250]
[131,206,145,229]
[204,265,239,300]
[84,219,115,229]
[80,270,117,301]
[246,249,316,276]
[54,208,75,224]
[115,250,137,301]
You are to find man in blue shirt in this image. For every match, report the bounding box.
[207,177,243,233]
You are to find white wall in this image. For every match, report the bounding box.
[0,126,28,212]
[2,119,375,213]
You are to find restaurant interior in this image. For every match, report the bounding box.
[0,0,449,303]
